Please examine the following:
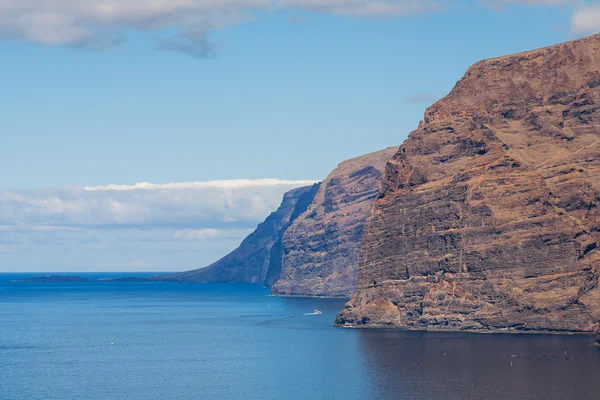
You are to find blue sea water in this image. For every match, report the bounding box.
[2,273,600,400]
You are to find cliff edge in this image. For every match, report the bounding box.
[337,34,600,333]
[272,147,398,297]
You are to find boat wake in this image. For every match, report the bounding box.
[303,309,323,316]
[257,310,323,326]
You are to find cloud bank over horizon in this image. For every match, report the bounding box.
[0,0,596,57]
[0,179,317,272]
[1,179,317,230]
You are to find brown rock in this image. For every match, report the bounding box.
[337,34,600,332]
[156,147,398,296]
[272,147,398,297]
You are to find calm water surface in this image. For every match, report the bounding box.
[2,273,600,400]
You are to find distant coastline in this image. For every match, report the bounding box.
[11,275,92,283]
[9,274,164,283]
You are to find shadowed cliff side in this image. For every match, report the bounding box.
[337,33,600,332]
[157,184,320,285]
[272,147,398,298]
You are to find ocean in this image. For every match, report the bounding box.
[2,273,600,400]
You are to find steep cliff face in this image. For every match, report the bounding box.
[157,147,398,294]
[337,34,600,332]
[272,147,398,297]
[161,184,320,285]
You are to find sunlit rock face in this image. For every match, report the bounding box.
[158,147,397,297]
[272,147,398,298]
[337,33,600,332]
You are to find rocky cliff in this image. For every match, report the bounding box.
[336,34,600,332]
[157,147,397,295]
[272,147,398,297]
[161,184,319,285]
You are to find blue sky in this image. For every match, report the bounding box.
[1,1,599,272]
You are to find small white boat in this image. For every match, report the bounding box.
[313,309,322,315]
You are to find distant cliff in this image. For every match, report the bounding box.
[159,184,320,285]
[272,147,397,297]
[161,147,397,297]
[337,34,600,333]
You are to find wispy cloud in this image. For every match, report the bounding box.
[2,0,592,58]
[405,93,440,104]
[279,0,443,16]
[482,0,581,7]
[572,5,600,35]
[173,228,254,240]
[157,28,217,59]
[83,179,316,191]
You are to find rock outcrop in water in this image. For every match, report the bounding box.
[336,34,600,332]
[160,184,320,285]
[272,147,397,297]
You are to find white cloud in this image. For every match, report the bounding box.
[0,0,265,44]
[0,0,595,54]
[572,5,600,34]
[0,0,441,53]
[174,228,222,240]
[173,228,253,240]
[483,0,580,5]
[0,179,317,230]
[280,0,442,15]
[0,180,311,272]
[83,179,316,191]
[157,28,217,59]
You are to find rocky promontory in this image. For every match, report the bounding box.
[160,147,396,297]
[336,33,600,333]
[272,147,397,297]
[156,184,320,286]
